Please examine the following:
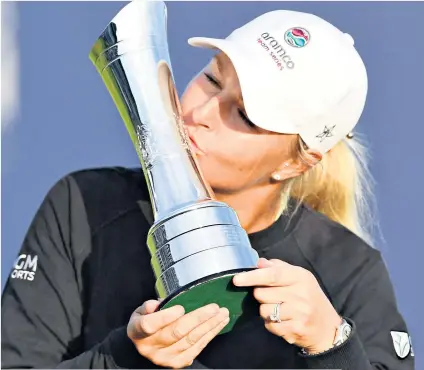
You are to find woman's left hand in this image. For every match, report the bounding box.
[233,258,342,354]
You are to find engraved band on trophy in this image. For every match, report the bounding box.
[89,0,259,333]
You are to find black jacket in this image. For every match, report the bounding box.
[1,167,414,369]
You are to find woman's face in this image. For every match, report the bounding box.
[180,52,296,194]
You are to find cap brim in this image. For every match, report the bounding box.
[188,37,298,135]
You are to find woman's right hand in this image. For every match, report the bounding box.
[127,300,230,369]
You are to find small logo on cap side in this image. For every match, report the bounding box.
[284,27,310,48]
[316,125,335,142]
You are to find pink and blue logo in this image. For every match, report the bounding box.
[284,27,310,48]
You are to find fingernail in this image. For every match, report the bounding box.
[219,307,230,317]
[173,305,185,316]
[233,274,244,286]
[206,303,220,313]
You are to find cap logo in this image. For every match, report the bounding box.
[284,27,310,48]
[257,32,295,71]
[316,125,335,142]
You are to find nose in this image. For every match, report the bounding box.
[191,96,221,130]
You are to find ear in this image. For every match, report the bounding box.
[270,148,322,182]
[270,160,303,182]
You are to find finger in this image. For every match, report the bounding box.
[258,258,294,269]
[265,320,299,344]
[259,302,294,322]
[253,286,300,304]
[157,303,220,346]
[233,266,297,287]
[170,308,230,352]
[132,305,186,338]
[257,258,273,268]
[135,300,162,316]
[268,259,294,267]
[178,312,230,363]
[147,310,229,370]
[156,312,230,370]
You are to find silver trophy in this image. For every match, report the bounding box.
[89,0,259,333]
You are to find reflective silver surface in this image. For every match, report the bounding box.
[155,245,259,297]
[151,224,251,276]
[89,0,211,221]
[90,0,259,301]
[147,201,241,252]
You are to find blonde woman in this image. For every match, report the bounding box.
[2,9,413,370]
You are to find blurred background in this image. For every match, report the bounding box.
[2,0,423,364]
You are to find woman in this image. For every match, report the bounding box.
[1,8,414,370]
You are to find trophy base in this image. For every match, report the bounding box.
[158,268,259,334]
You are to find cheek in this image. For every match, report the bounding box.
[197,138,269,189]
[217,137,289,181]
[180,77,205,115]
[196,154,248,191]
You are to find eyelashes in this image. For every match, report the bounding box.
[204,72,220,88]
[203,73,256,128]
[237,109,256,128]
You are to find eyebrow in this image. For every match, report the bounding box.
[214,54,246,109]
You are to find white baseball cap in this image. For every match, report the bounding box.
[188,10,368,154]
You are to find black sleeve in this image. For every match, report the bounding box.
[1,174,213,370]
[300,252,415,370]
[1,176,150,369]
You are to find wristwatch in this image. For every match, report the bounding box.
[333,318,352,347]
[300,318,352,355]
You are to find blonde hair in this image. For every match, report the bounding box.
[280,135,377,246]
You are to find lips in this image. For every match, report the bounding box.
[188,134,206,155]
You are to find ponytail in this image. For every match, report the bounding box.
[281,135,377,246]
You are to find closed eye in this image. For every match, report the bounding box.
[238,109,256,128]
[204,73,221,88]
[204,72,256,129]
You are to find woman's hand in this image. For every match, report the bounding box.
[127,300,229,369]
[233,258,342,354]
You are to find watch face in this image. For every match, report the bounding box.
[342,324,352,340]
[333,320,352,347]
